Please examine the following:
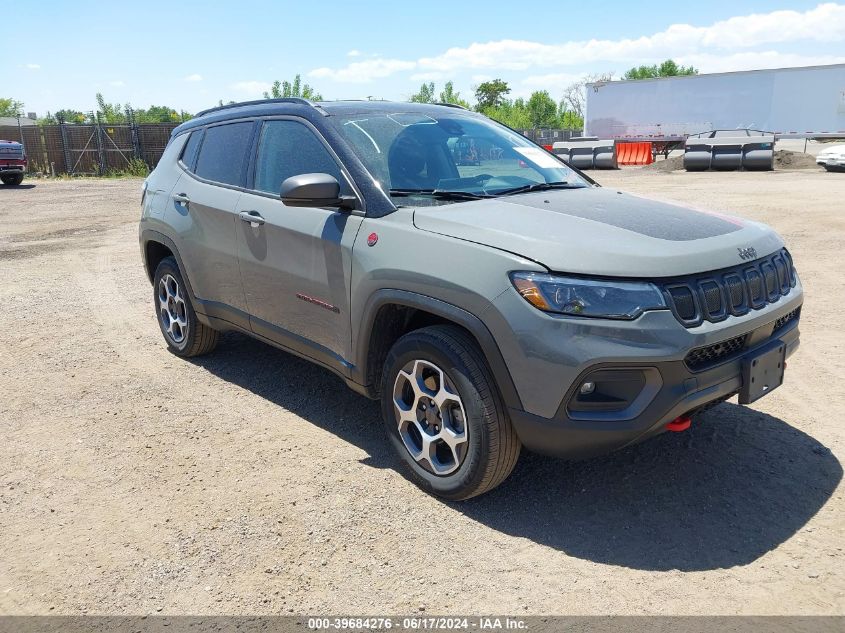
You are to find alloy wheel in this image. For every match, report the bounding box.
[392,359,468,475]
[158,274,189,344]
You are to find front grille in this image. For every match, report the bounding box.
[662,248,797,327]
[685,334,747,370]
[773,306,801,332]
[684,306,801,371]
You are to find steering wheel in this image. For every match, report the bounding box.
[470,174,494,184]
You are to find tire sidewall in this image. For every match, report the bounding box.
[381,334,492,499]
[152,258,196,355]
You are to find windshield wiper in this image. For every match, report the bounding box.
[494,181,581,196]
[389,188,494,201]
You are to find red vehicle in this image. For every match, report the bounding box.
[0,140,26,185]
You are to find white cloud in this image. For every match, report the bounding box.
[25,63,40,70]
[230,80,271,97]
[521,72,582,89]
[410,72,444,82]
[347,49,362,57]
[109,80,125,87]
[184,73,203,82]
[309,58,416,83]
[308,3,845,81]
[676,50,845,73]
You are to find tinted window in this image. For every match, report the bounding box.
[254,120,349,195]
[179,130,203,170]
[194,121,254,186]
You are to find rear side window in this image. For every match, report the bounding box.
[254,120,349,195]
[179,130,203,170]
[194,121,254,187]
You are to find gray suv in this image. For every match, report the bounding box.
[139,99,803,499]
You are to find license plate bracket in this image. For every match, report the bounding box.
[739,339,786,404]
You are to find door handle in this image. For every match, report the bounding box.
[172,192,190,205]
[239,210,265,226]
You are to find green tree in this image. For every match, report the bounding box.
[264,74,323,101]
[623,59,698,80]
[474,79,510,110]
[526,91,558,128]
[409,81,436,103]
[96,93,126,123]
[41,109,87,124]
[0,97,24,117]
[438,81,470,108]
[138,105,182,123]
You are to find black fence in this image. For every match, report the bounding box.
[519,128,583,146]
[0,122,179,175]
[0,123,582,176]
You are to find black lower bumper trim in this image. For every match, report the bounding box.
[509,318,800,459]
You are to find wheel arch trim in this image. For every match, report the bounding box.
[355,289,523,411]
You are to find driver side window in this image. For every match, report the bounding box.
[254,120,350,196]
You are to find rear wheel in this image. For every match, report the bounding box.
[1,174,23,185]
[152,256,219,357]
[380,325,520,500]
[823,165,845,173]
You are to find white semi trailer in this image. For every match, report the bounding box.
[585,63,845,142]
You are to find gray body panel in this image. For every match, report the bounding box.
[234,190,363,363]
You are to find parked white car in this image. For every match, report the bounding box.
[816,144,845,172]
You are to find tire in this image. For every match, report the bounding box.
[823,165,845,173]
[380,325,520,500]
[1,174,23,186]
[152,256,219,357]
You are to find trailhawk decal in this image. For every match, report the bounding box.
[296,293,340,314]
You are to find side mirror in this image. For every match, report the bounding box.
[280,173,357,210]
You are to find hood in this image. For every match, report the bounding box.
[413,187,783,278]
[818,144,845,157]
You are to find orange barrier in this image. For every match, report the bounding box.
[617,142,654,165]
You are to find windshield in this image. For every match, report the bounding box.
[330,111,590,205]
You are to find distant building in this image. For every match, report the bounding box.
[0,116,36,127]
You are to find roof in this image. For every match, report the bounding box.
[173,99,478,136]
[0,116,36,127]
[587,62,845,88]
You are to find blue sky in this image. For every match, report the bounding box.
[6,0,845,116]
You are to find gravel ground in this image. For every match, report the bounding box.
[0,172,843,616]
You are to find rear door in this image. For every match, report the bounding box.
[235,118,363,368]
[169,120,255,314]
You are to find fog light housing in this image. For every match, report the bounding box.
[566,367,662,419]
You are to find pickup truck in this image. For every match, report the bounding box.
[0,140,26,185]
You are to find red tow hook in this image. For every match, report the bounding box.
[666,415,692,432]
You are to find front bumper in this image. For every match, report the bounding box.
[817,157,845,168]
[488,281,803,459]
[0,165,25,175]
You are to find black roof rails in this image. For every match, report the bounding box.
[432,102,469,110]
[195,97,327,118]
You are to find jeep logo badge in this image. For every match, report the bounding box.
[738,247,757,261]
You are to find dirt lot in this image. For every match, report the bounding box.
[1,169,843,616]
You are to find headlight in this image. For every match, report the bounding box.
[510,272,667,320]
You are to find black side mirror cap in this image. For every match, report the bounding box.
[280,173,357,210]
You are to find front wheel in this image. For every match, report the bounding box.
[1,174,23,185]
[380,325,520,500]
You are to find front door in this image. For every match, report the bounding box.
[235,119,363,369]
